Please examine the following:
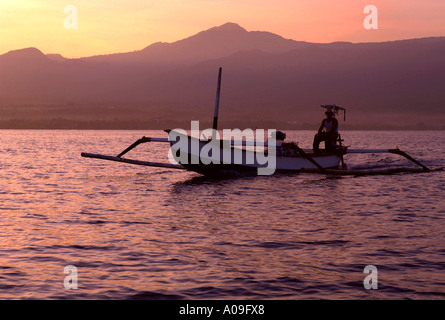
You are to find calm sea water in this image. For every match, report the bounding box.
[0,130,444,300]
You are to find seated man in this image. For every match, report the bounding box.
[313,109,339,152]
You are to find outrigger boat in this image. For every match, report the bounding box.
[81,68,440,176]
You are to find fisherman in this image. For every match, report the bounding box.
[313,109,339,152]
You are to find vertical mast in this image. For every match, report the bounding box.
[212,67,222,139]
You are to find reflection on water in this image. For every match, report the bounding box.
[0,130,444,299]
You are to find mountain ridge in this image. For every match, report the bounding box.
[0,23,444,129]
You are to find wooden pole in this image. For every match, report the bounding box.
[82,153,185,169]
[294,145,325,172]
[389,149,430,172]
[212,67,222,140]
[115,137,169,158]
[300,167,439,176]
[116,136,151,158]
[347,148,429,172]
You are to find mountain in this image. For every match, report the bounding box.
[81,22,310,65]
[0,23,444,129]
[46,53,67,62]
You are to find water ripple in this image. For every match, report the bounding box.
[0,130,444,299]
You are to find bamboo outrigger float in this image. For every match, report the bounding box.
[81,68,441,177]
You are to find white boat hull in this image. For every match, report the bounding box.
[169,132,341,175]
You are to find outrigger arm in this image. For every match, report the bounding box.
[81,152,184,169]
[347,148,430,172]
[81,135,183,170]
[116,136,169,158]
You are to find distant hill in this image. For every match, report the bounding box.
[80,23,310,65]
[0,23,444,129]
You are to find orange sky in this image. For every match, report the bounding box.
[0,0,444,58]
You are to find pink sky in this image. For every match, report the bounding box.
[0,0,444,58]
